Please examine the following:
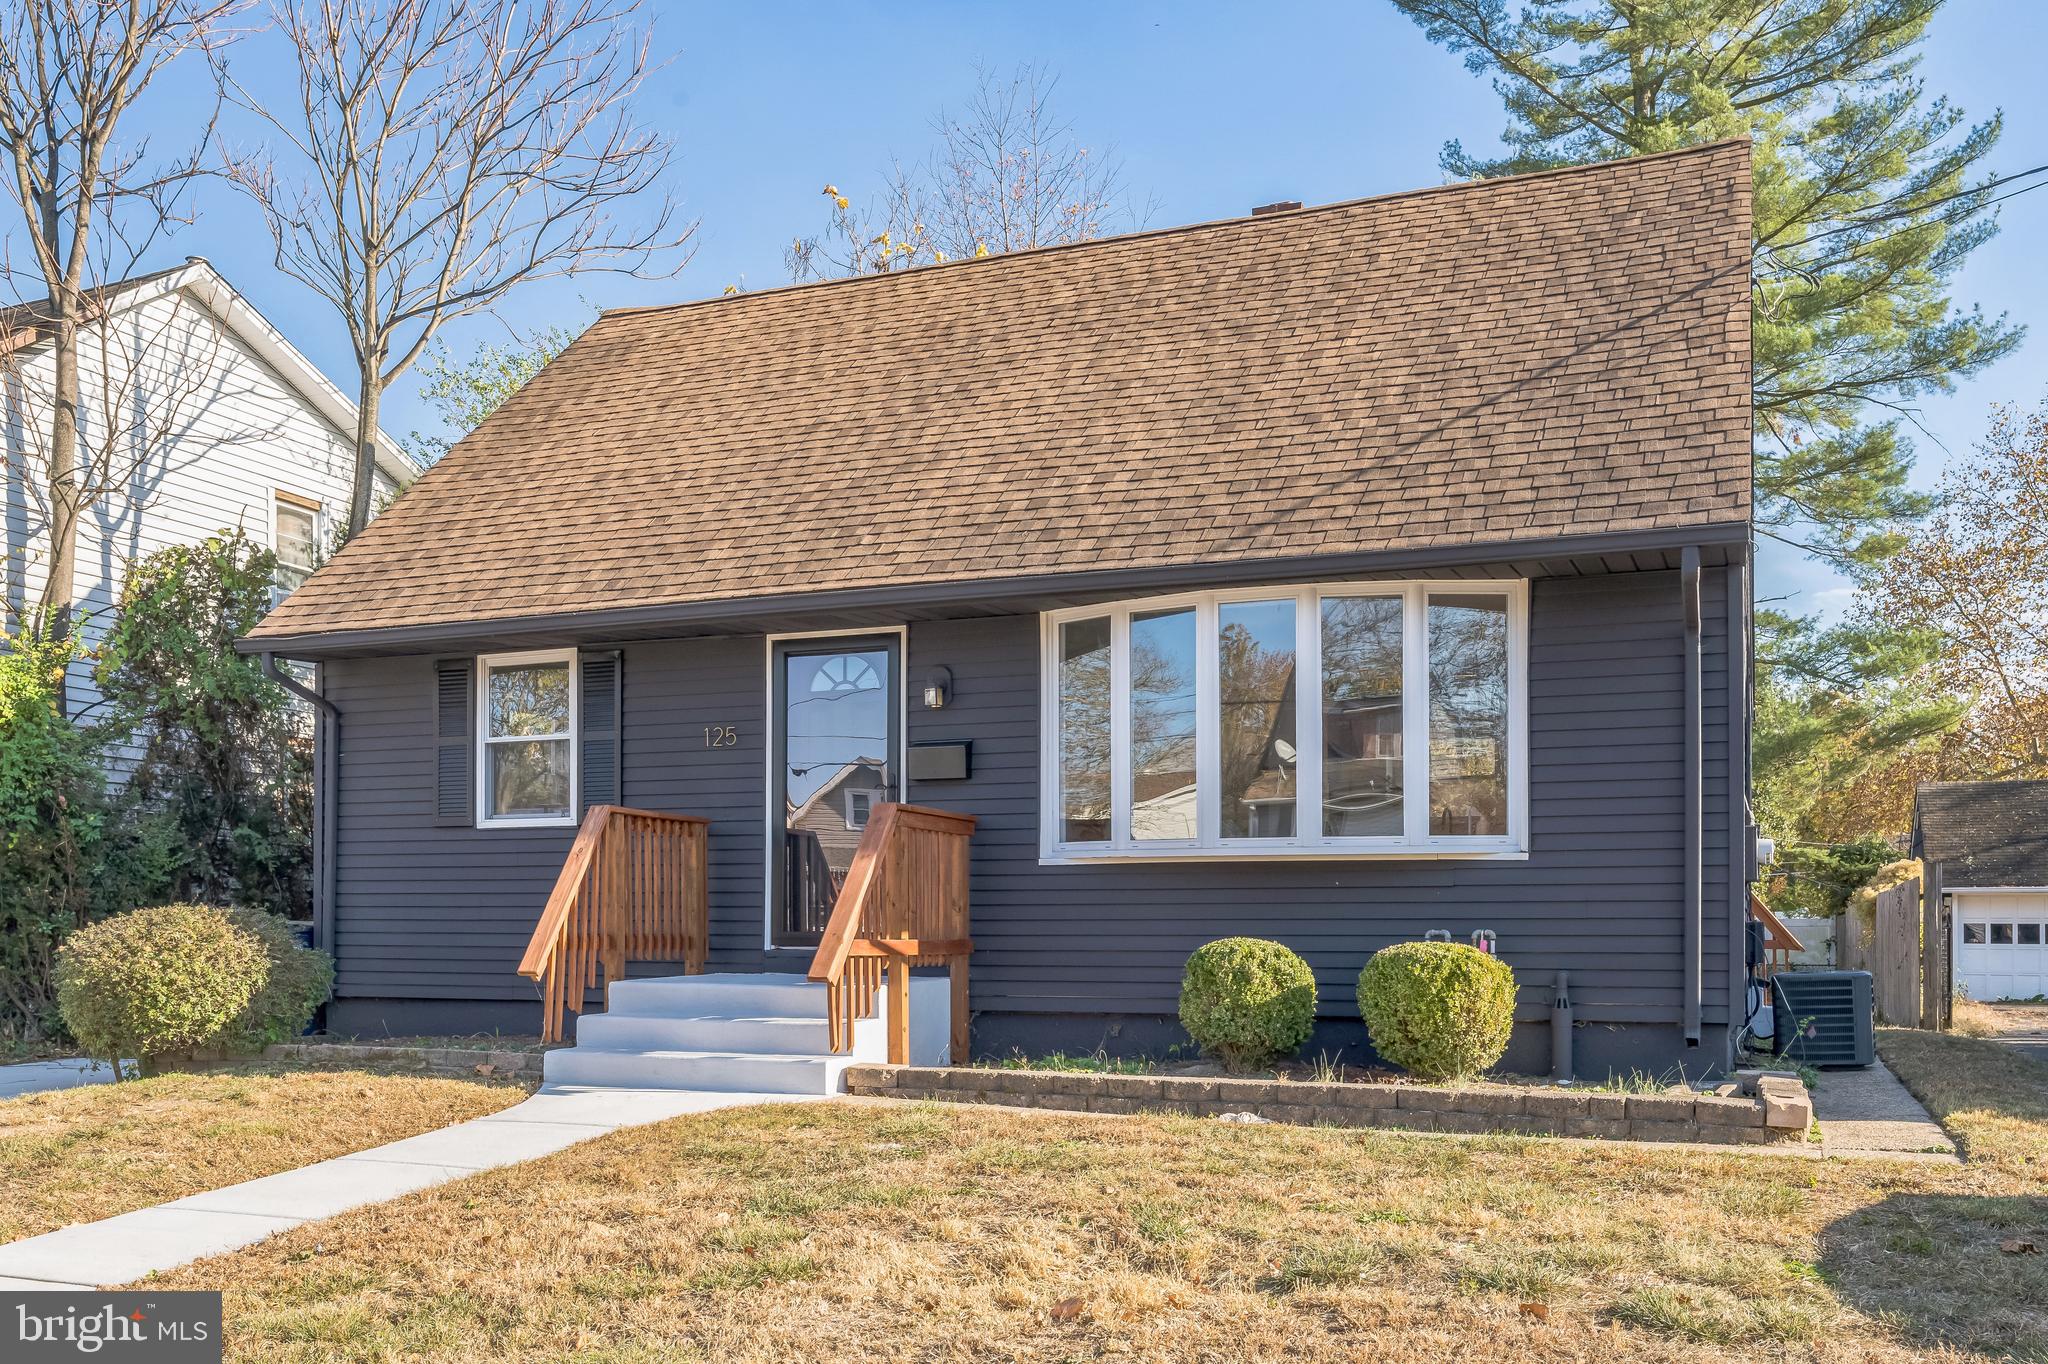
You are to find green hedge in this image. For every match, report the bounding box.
[1358,942,1516,1082]
[226,908,334,1049]
[1179,937,1317,1072]
[55,904,269,1075]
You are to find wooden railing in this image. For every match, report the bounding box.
[518,806,710,1043]
[807,803,976,1063]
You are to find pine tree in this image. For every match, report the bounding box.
[1392,0,2020,564]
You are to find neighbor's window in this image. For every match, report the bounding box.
[845,788,876,830]
[478,650,576,825]
[1041,582,1526,859]
[2020,924,2043,946]
[273,495,320,596]
[1963,923,1987,945]
[1991,923,2016,945]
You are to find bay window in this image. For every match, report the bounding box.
[1040,581,1527,859]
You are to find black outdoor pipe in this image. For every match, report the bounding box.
[1681,547,1703,1046]
[263,653,338,957]
[1549,971,1573,1082]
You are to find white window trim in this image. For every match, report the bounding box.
[845,787,875,830]
[270,491,323,599]
[476,648,579,829]
[1039,579,1530,863]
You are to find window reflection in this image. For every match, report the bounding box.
[1428,594,1509,836]
[1220,600,1297,838]
[1130,607,1197,840]
[1058,618,1113,842]
[1321,597,1404,835]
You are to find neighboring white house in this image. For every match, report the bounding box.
[1,257,415,720]
[1914,780,2048,1003]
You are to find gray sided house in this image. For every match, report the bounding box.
[243,140,1759,1076]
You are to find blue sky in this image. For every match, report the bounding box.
[37,2,2048,617]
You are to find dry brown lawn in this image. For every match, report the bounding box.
[1881,1026,2048,1188]
[1953,999,2048,1040]
[155,1084,2046,1363]
[0,1067,524,1242]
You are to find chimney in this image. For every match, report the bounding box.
[1251,200,1302,217]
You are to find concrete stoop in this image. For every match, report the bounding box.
[544,972,951,1093]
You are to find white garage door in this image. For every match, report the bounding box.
[1954,891,2048,1002]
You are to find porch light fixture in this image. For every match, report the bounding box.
[922,666,952,710]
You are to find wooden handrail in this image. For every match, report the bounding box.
[806,803,976,1062]
[518,805,711,1042]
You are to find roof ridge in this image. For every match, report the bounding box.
[599,138,1752,324]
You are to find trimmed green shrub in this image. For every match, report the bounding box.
[225,908,334,1049]
[55,904,269,1075]
[1179,937,1317,1072]
[1358,942,1516,1082]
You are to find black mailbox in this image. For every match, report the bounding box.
[908,741,971,781]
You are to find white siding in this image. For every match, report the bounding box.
[3,283,386,724]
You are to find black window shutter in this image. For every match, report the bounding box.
[580,650,622,812]
[433,658,474,826]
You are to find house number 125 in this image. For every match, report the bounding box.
[703,724,738,749]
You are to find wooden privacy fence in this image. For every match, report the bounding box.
[808,803,976,1064]
[1835,875,1948,1029]
[517,806,710,1043]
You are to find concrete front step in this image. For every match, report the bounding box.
[571,1011,884,1061]
[546,971,954,1094]
[542,1046,847,1094]
[604,972,830,1019]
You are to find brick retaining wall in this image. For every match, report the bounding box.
[844,1066,1813,1146]
[261,1041,545,1083]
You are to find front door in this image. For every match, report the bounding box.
[770,635,901,948]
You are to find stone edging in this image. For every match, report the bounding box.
[261,1041,544,1083]
[844,1065,1814,1145]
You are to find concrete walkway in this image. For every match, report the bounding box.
[1811,1060,1957,1161]
[0,1085,813,1291]
[0,1058,121,1100]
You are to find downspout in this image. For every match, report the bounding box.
[1681,547,1702,1046]
[1726,554,1750,1063]
[264,653,338,957]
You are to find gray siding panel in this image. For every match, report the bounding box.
[903,569,1734,1027]
[326,567,1739,1042]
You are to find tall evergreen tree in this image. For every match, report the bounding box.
[1392,0,2020,565]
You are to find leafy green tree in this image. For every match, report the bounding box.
[0,626,153,1040]
[1750,608,1959,843]
[404,325,582,465]
[1765,836,1900,919]
[94,530,311,914]
[1392,0,2020,565]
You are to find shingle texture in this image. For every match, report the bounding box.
[1915,781,2048,888]
[249,141,1753,643]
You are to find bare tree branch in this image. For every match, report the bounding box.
[786,62,1148,283]
[0,0,242,693]
[222,0,694,536]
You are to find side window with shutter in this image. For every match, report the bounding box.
[433,658,474,825]
[580,650,622,812]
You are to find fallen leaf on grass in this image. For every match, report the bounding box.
[2000,1239,2038,1255]
[1519,1302,1550,1323]
[1049,1297,1085,1322]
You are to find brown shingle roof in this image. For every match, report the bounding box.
[249,140,1753,646]
[1914,781,2048,888]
